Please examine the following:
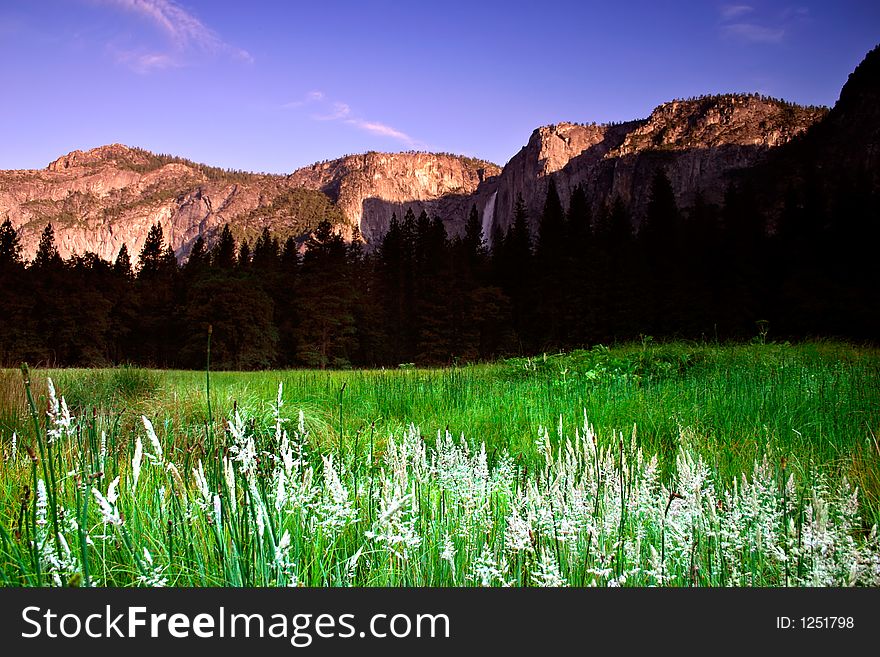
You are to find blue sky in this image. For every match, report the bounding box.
[1,1,877,172]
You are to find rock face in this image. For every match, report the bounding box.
[0,95,829,262]
[748,44,880,204]
[490,95,827,236]
[288,152,501,242]
[0,145,344,262]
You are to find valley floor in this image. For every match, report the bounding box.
[1,342,878,586]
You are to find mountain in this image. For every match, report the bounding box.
[744,43,880,209]
[285,93,825,245]
[0,82,849,263]
[488,94,825,239]
[288,151,500,242]
[0,146,499,262]
[0,145,348,262]
[2,47,877,368]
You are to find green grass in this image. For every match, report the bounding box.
[1,341,878,586]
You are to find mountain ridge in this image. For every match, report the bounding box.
[0,90,843,262]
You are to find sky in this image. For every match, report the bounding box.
[0,1,877,173]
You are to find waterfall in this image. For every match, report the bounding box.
[482,190,498,248]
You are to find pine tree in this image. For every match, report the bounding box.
[377,213,406,362]
[508,195,533,261]
[347,225,382,365]
[720,182,767,335]
[212,224,237,269]
[281,236,300,270]
[500,195,534,350]
[463,203,487,265]
[109,244,137,361]
[252,227,280,271]
[565,184,593,344]
[296,220,356,368]
[138,223,165,277]
[237,240,252,269]
[134,224,179,364]
[33,223,62,269]
[160,246,178,275]
[0,217,23,269]
[534,178,569,347]
[184,236,208,273]
[639,169,682,264]
[682,192,722,336]
[276,235,301,363]
[0,218,29,364]
[639,169,684,334]
[113,244,133,277]
[566,184,592,254]
[590,197,637,341]
[535,177,566,267]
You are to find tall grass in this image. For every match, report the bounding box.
[0,342,878,586]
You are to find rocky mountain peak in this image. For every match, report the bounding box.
[528,122,620,176]
[835,43,880,116]
[489,94,827,235]
[611,94,827,157]
[47,143,146,172]
[1,46,875,263]
[289,151,501,242]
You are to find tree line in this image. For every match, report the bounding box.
[0,169,877,369]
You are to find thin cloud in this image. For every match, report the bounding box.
[282,91,324,109]
[314,102,352,121]
[720,5,753,20]
[722,22,785,43]
[781,6,810,20]
[97,0,252,70]
[717,4,807,45]
[346,119,413,143]
[111,48,180,73]
[284,91,418,147]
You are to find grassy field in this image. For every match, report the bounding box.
[0,341,878,586]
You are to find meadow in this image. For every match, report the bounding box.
[0,341,878,587]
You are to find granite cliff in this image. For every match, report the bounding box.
[0,94,833,261]
[288,151,500,243]
[489,95,826,238]
[0,145,348,262]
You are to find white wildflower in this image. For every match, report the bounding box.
[131,435,143,492]
[440,533,457,578]
[247,478,268,539]
[92,487,122,526]
[318,455,357,531]
[274,382,286,441]
[213,494,222,527]
[106,476,120,505]
[142,416,163,464]
[137,548,168,587]
[275,530,291,565]
[166,462,185,493]
[46,378,74,444]
[469,545,508,587]
[223,456,237,513]
[99,431,107,471]
[36,479,48,526]
[274,469,287,511]
[532,547,566,587]
[345,546,364,585]
[228,411,257,477]
[365,489,422,560]
[192,460,211,507]
[505,507,533,554]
